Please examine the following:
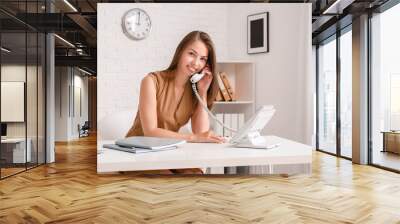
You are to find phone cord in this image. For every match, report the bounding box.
[192,83,237,133]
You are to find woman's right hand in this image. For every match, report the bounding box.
[189,131,226,143]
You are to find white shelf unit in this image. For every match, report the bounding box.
[211,61,255,136]
[213,100,253,105]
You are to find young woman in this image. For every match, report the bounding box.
[126,31,225,144]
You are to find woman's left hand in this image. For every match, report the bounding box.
[196,65,213,97]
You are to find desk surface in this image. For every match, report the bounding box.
[1,138,26,143]
[381,131,400,134]
[97,135,313,173]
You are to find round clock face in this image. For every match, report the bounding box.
[122,8,151,40]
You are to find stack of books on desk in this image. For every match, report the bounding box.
[103,136,186,154]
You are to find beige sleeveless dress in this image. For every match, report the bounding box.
[125,71,203,174]
[126,71,196,137]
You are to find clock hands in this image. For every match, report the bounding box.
[136,11,141,25]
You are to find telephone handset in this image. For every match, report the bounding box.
[190,65,208,84]
[190,70,237,133]
[190,72,204,84]
[190,65,211,84]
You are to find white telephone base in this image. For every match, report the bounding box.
[230,131,278,149]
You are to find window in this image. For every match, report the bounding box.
[317,36,337,154]
[339,28,352,158]
[0,1,47,179]
[316,25,353,158]
[370,2,400,171]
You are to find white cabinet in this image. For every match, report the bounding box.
[211,61,255,136]
[1,138,32,163]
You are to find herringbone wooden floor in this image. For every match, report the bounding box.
[1,134,400,223]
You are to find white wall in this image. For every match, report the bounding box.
[226,4,313,144]
[1,65,41,138]
[55,67,89,141]
[55,67,69,141]
[98,3,313,144]
[73,73,89,137]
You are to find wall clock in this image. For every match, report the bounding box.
[122,8,151,40]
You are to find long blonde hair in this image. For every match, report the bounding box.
[164,31,219,109]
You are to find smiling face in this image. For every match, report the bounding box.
[176,40,209,77]
[165,31,219,109]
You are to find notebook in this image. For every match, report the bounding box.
[103,136,186,153]
[103,144,177,154]
[116,136,186,150]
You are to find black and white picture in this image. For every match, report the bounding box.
[247,12,269,54]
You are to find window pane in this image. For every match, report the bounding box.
[1,31,28,177]
[0,1,46,179]
[340,29,352,158]
[371,3,400,171]
[318,37,337,154]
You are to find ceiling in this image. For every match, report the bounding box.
[0,0,391,75]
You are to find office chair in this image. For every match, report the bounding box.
[79,121,90,138]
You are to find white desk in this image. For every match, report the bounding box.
[97,135,312,175]
[1,138,31,163]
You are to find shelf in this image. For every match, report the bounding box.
[213,101,253,105]
[213,61,255,121]
[217,60,253,64]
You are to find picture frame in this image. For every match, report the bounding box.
[247,12,269,54]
